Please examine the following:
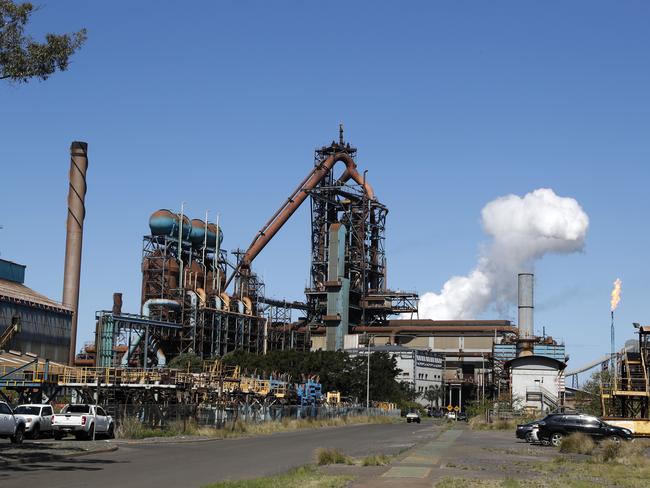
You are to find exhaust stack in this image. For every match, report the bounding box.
[63,141,89,365]
[517,273,534,356]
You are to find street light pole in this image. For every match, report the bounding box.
[481,352,485,403]
[366,335,372,412]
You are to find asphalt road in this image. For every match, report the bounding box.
[0,422,436,488]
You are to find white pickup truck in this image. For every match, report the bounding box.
[52,404,114,440]
[0,401,26,444]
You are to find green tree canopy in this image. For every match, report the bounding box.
[1,0,86,82]
[222,349,410,404]
[167,352,203,373]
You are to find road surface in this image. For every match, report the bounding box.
[0,422,435,488]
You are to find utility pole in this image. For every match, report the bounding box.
[366,335,372,412]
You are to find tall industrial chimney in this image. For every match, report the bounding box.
[517,273,534,356]
[63,141,88,365]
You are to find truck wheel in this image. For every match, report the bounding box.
[107,423,115,439]
[86,424,95,440]
[10,425,25,444]
[31,424,40,440]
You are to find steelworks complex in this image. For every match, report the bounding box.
[2,130,648,426]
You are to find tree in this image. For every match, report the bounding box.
[422,385,442,408]
[1,1,86,83]
[167,352,203,373]
[221,349,411,404]
[575,370,610,416]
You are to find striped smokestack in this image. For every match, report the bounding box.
[63,141,88,365]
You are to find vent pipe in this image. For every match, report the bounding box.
[517,273,534,357]
[63,141,89,365]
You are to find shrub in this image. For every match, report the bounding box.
[361,454,391,466]
[559,433,595,455]
[316,448,353,465]
[599,439,622,462]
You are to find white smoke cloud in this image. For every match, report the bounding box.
[418,188,589,320]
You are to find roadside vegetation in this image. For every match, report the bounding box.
[116,413,398,440]
[436,437,650,487]
[316,448,354,465]
[316,448,393,466]
[201,465,352,488]
[468,417,526,431]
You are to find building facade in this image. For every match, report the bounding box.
[508,355,566,413]
[0,259,72,363]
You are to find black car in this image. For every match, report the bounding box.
[537,413,633,447]
[456,411,468,422]
[516,420,541,443]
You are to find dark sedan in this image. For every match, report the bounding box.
[537,413,633,447]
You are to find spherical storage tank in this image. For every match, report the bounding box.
[149,209,191,240]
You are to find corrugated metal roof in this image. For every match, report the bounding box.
[0,350,67,369]
[0,278,72,314]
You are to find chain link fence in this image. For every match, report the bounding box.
[108,403,400,431]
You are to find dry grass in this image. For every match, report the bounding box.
[316,448,354,465]
[558,432,595,455]
[201,465,352,488]
[117,414,397,440]
[360,454,391,466]
[528,438,650,487]
[468,417,528,431]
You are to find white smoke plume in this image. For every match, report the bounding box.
[418,188,589,320]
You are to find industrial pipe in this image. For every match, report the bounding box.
[187,291,198,352]
[122,299,179,366]
[225,151,375,288]
[64,141,89,365]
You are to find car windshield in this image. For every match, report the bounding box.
[15,406,41,415]
[62,405,90,414]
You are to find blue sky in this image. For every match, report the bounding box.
[1,1,649,370]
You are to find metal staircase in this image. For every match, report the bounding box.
[0,317,20,350]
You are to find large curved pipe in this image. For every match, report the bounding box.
[225,152,375,289]
[123,299,180,366]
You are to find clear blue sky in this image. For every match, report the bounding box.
[1,1,649,371]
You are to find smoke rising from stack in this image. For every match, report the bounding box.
[418,188,589,320]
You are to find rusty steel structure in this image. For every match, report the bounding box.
[89,129,418,366]
[227,126,417,350]
[63,141,88,365]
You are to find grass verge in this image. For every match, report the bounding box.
[201,465,352,488]
[117,414,398,440]
[558,432,595,455]
[316,448,354,465]
[468,417,530,431]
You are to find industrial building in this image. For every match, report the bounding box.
[73,131,568,415]
[0,258,72,363]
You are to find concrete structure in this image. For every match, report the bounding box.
[507,355,566,413]
[0,259,72,363]
[345,344,444,406]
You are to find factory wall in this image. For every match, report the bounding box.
[0,301,71,363]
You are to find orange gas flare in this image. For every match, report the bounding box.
[610,278,622,312]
